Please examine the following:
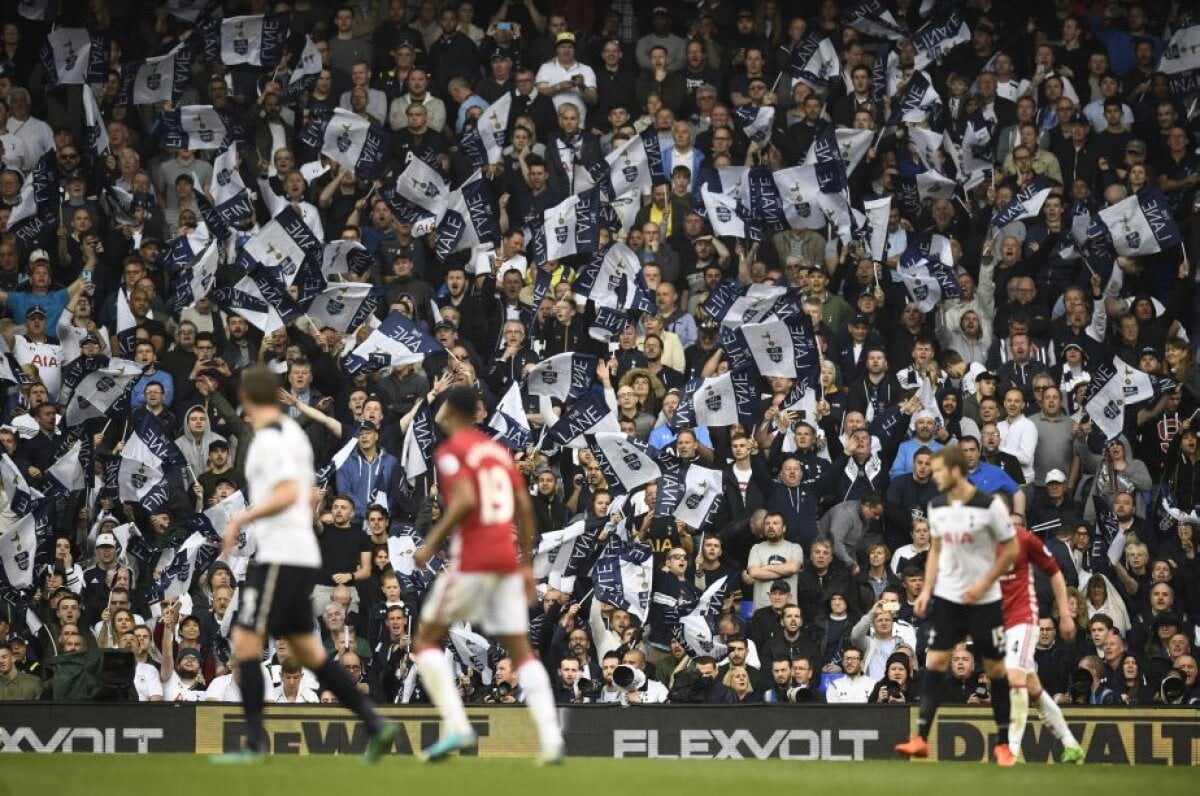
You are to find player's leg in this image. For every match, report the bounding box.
[212,564,271,761]
[1025,671,1083,761]
[288,633,387,737]
[233,626,269,753]
[977,603,1014,764]
[500,631,564,762]
[413,573,477,757]
[898,598,956,756]
[1004,625,1034,757]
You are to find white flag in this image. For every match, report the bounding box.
[221,15,266,66]
[132,48,178,105]
[65,358,143,425]
[679,575,729,658]
[723,284,787,327]
[589,433,660,492]
[393,157,450,232]
[1099,193,1160,257]
[176,105,227,150]
[477,93,512,164]
[674,464,722,529]
[533,520,588,591]
[316,108,387,176]
[82,85,109,156]
[45,28,93,85]
[693,372,739,427]
[0,513,37,588]
[836,128,874,176]
[701,188,749,239]
[773,165,826,232]
[286,36,322,98]
[739,318,798,378]
[242,217,313,287]
[916,170,957,201]
[606,135,652,197]
[863,196,892,261]
[607,190,642,233]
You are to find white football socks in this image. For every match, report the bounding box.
[415,647,472,736]
[1037,689,1079,748]
[518,657,564,752]
[1008,686,1030,754]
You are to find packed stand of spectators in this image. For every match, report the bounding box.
[0,0,1199,711]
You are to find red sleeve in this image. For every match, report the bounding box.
[1026,532,1060,577]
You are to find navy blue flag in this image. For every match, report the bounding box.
[640,128,664,183]
[119,413,186,512]
[526,352,598,403]
[590,539,655,622]
[746,165,788,233]
[871,42,892,102]
[671,366,759,431]
[807,125,849,194]
[841,0,910,41]
[434,173,500,261]
[244,263,305,326]
[990,175,1054,228]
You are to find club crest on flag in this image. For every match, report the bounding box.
[326,296,345,315]
[621,154,638,184]
[217,167,231,187]
[685,481,709,510]
[764,333,784,363]
[232,22,249,55]
[541,368,558,385]
[705,386,723,412]
[95,375,116,392]
[336,123,353,153]
[194,114,214,143]
[131,466,148,490]
[63,41,79,71]
[146,68,162,90]
[554,213,569,244]
[622,445,643,471]
[714,204,733,223]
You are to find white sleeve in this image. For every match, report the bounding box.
[990,497,1015,542]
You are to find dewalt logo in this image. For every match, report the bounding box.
[195,706,538,756]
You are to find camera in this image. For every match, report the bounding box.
[489,681,512,701]
[1069,668,1093,702]
[973,684,989,700]
[576,677,603,700]
[1159,673,1185,704]
[786,685,815,703]
[612,664,646,692]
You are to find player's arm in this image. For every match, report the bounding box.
[221,479,300,554]
[415,476,476,565]
[914,537,940,618]
[962,530,1019,605]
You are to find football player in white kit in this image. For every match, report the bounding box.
[895,443,1019,766]
[210,366,395,764]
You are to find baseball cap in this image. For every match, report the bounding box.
[394,40,416,52]
[95,533,117,548]
[555,31,576,46]
[489,48,511,61]
[533,463,554,477]
[1068,112,1088,126]
[177,647,204,663]
[654,5,672,16]
[432,320,456,333]
[913,409,937,422]
[769,579,791,594]
[1138,345,1159,358]
[1045,469,1067,484]
[81,333,102,346]
[393,246,413,260]
[1126,139,1147,155]
[1061,341,1083,353]
[359,420,379,433]
[848,312,870,326]
[975,371,999,382]
[208,439,229,451]
[735,7,754,18]
[25,305,46,319]
[28,248,50,263]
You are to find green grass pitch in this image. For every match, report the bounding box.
[2,754,1195,796]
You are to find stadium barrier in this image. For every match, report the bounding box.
[1,704,1197,764]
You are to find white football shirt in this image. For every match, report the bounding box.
[244,415,320,568]
[927,489,1014,605]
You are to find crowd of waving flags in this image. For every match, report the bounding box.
[3,5,1197,657]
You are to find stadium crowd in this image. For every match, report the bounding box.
[0,0,1199,714]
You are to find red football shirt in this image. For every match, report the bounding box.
[999,527,1061,627]
[434,428,523,573]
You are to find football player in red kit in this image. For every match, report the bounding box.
[411,385,564,764]
[1000,524,1084,763]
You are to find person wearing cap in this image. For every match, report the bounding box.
[836,313,884,382]
[534,31,597,124]
[1027,469,1083,541]
[336,420,399,523]
[635,6,687,73]
[1050,110,1100,189]
[477,47,516,104]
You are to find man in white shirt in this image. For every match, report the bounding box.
[824,648,874,703]
[534,32,597,125]
[997,388,1038,483]
[4,89,53,169]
